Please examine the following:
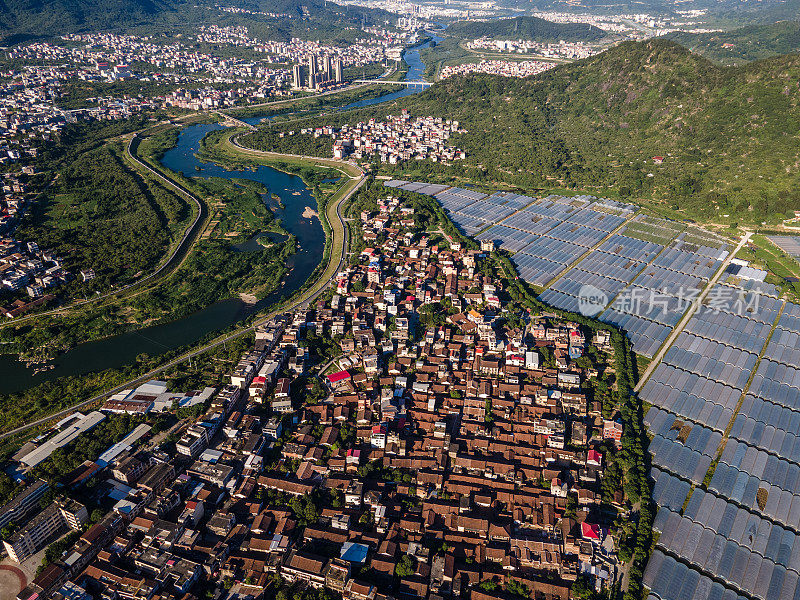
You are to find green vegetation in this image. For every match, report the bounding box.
[33,413,148,484]
[418,36,557,81]
[1,219,292,362]
[735,234,800,301]
[192,176,279,238]
[56,79,233,110]
[418,37,472,80]
[0,0,176,43]
[0,324,254,439]
[666,20,800,65]
[4,121,295,362]
[18,140,190,294]
[137,125,180,162]
[444,16,606,43]
[226,82,401,124]
[395,554,416,577]
[313,38,800,226]
[242,129,334,158]
[408,40,800,224]
[0,0,392,45]
[0,472,18,506]
[0,120,355,442]
[198,122,363,313]
[37,530,81,576]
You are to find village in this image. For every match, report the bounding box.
[0,25,415,318]
[463,39,602,60]
[1,190,625,600]
[438,60,556,80]
[291,111,467,164]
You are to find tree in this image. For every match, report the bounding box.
[90,508,105,523]
[0,472,18,506]
[571,575,594,599]
[39,487,56,510]
[395,554,415,577]
[303,500,319,524]
[505,580,530,598]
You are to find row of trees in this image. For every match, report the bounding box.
[494,252,653,600]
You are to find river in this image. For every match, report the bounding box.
[0,35,439,395]
[241,33,442,126]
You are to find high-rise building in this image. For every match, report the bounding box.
[308,55,318,89]
[324,55,333,80]
[334,59,343,83]
[292,64,303,89]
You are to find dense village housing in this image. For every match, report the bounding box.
[291,111,466,164]
[2,192,623,600]
[0,27,411,317]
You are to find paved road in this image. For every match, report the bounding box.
[634,231,753,392]
[217,66,396,115]
[1,133,207,327]
[226,132,363,177]
[0,147,365,442]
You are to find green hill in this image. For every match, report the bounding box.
[0,0,388,44]
[380,40,800,224]
[0,0,178,41]
[444,16,606,42]
[666,20,800,65]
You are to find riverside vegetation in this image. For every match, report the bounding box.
[3,123,295,364]
[0,118,352,441]
[241,39,800,227]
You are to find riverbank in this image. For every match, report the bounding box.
[0,127,296,368]
[0,127,365,442]
[0,123,328,393]
[0,150,362,444]
[0,33,436,440]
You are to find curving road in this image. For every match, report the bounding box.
[0,144,365,442]
[1,132,207,326]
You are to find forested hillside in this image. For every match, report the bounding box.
[445,16,606,42]
[0,0,180,42]
[666,20,800,65]
[393,40,800,222]
[0,0,389,44]
[258,39,800,224]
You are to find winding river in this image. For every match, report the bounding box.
[0,36,440,395]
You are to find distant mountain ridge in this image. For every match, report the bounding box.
[0,0,385,43]
[444,16,606,43]
[665,20,800,65]
[385,39,800,222]
[0,0,181,41]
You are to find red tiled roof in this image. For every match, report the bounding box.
[328,370,350,383]
[581,522,600,541]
